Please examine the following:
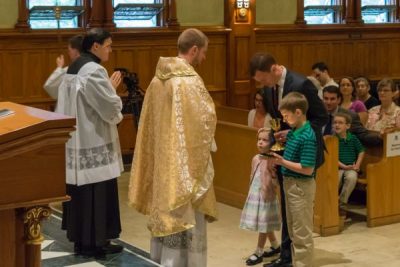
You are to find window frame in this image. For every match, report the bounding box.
[303,0,344,25]
[15,0,178,31]
[113,0,165,28]
[296,0,400,25]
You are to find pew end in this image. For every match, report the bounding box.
[216,105,249,125]
[212,120,258,209]
[354,131,400,227]
[314,136,340,236]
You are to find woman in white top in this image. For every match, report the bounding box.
[366,78,400,135]
[248,89,272,130]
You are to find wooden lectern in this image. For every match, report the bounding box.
[0,102,75,267]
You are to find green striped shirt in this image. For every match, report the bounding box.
[337,132,365,165]
[282,121,317,179]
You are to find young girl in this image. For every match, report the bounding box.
[240,128,281,266]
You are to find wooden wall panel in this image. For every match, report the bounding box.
[27,52,46,98]
[1,52,24,102]
[0,29,228,154]
[235,37,250,80]
[0,29,228,106]
[254,26,400,85]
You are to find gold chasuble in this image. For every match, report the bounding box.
[129,57,218,237]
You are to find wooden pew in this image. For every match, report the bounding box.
[212,120,258,208]
[314,136,340,236]
[360,132,400,227]
[215,105,249,125]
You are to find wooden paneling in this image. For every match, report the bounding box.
[0,29,228,154]
[254,26,400,82]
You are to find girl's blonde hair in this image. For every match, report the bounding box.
[257,127,271,139]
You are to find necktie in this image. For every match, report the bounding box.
[272,85,279,112]
[324,114,333,135]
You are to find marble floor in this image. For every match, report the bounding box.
[49,172,400,266]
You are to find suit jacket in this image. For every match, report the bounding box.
[337,107,382,146]
[263,70,329,169]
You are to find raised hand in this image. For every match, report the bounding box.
[56,54,65,68]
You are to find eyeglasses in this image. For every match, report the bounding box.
[378,89,393,93]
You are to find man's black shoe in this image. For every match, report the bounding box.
[263,258,292,267]
[101,243,123,254]
[263,246,281,257]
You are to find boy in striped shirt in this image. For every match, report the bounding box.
[334,112,365,207]
[270,92,317,267]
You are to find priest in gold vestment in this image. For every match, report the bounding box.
[129,28,218,267]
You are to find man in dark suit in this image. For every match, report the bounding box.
[322,85,382,146]
[249,53,328,267]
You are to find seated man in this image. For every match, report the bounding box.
[333,112,365,206]
[322,85,382,146]
[311,62,338,98]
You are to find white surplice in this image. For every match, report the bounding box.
[56,61,123,186]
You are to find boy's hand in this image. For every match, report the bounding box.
[274,129,290,143]
[269,152,284,165]
[352,164,360,172]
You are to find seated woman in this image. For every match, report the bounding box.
[248,89,272,130]
[366,78,400,135]
[339,77,368,125]
[355,77,380,110]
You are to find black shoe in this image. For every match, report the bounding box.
[79,247,104,257]
[101,243,123,254]
[263,258,292,267]
[263,246,281,257]
[246,253,263,266]
[74,242,82,254]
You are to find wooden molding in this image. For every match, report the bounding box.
[295,0,306,25]
[166,0,180,28]
[15,0,30,31]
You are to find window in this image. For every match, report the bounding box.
[28,0,83,29]
[113,0,163,28]
[304,0,343,24]
[361,0,396,23]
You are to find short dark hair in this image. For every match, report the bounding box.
[279,92,308,114]
[249,53,276,77]
[69,35,83,53]
[312,62,329,72]
[323,85,342,99]
[177,28,208,54]
[354,76,371,89]
[335,112,352,124]
[82,28,112,52]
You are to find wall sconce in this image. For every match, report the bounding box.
[236,0,250,18]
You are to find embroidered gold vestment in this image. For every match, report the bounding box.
[129,57,218,237]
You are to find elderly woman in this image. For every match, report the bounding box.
[339,77,368,125]
[355,76,380,110]
[366,78,400,135]
[248,89,272,130]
